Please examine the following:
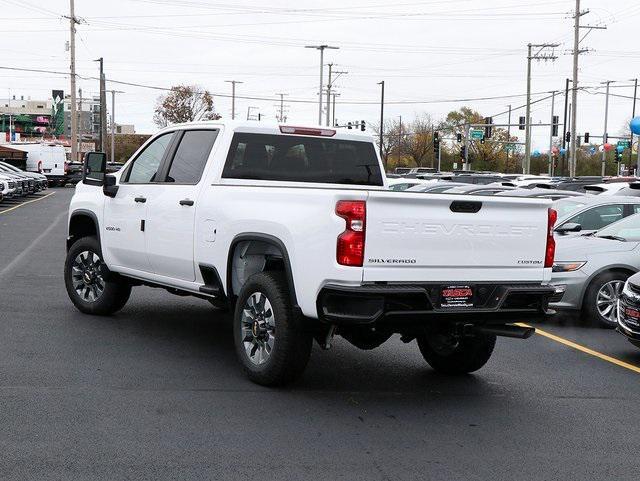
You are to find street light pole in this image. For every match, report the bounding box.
[548,91,556,176]
[305,45,339,124]
[601,80,613,176]
[378,80,385,167]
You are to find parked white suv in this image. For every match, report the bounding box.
[65,121,556,385]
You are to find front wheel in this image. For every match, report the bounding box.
[233,271,312,386]
[417,331,496,375]
[64,236,131,315]
[583,271,629,328]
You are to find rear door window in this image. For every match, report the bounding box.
[222,133,383,186]
[164,130,218,184]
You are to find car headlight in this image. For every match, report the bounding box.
[552,261,587,272]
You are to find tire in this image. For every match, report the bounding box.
[417,331,496,375]
[582,271,629,328]
[64,236,131,315]
[233,271,312,386]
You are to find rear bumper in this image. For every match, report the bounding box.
[317,282,554,326]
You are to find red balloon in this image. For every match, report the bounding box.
[551,146,559,154]
[604,143,614,151]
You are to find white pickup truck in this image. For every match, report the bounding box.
[65,121,556,386]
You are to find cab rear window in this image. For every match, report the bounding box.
[222,133,383,186]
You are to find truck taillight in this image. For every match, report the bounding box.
[545,208,557,268]
[336,200,366,267]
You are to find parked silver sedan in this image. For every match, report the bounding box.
[553,196,640,237]
[550,213,640,327]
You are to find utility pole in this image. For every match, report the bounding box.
[95,57,107,154]
[325,64,347,126]
[569,1,606,177]
[398,115,402,165]
[506,104,512,173]
[78,87,83,159]
[601,80,613,176]
[561,78,570,176]
[331,92,340,127]
[68,0,79,162]
[464,124,470,170]
[305,45,339,124]
[225,80,242,120]
[378,81,385,166]
[524,42,559,174]
[630,78,638,165]
[106,90,124,163]
[275,93,288,122]
[548,91,556,176]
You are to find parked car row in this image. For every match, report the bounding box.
[0,161,48,203]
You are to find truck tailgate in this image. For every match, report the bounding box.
[363,191,551,283]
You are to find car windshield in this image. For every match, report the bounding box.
[553,199,586,218]
[595,213,640,241]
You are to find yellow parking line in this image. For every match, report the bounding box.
[0,192,55,215]
[516,322,640,374]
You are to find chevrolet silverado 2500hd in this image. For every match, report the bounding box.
[65,121,556,386]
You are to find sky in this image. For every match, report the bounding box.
[1,0,639,150]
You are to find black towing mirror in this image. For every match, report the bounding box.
[83,151,107,186]
[103,174,119,198]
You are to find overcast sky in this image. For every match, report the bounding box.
[2,0,639,149]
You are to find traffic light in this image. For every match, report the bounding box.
[480,137,485,144]
[433,131,440,153]
[347,122,352,130]
[460,145,466,159]
[552,116,559,137]
[518,116,526,130]
[484,117,493,138]
[565,131,571,143]
[584,132,590,143]
[615,149,622,163]
[360,120,366,132]
[456,133,462,142]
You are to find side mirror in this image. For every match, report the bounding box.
[83,151,107,186]
[103,174,119,198]
[555,222,582,234]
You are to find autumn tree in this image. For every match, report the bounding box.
[153,85,221,127]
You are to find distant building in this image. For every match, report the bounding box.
[0,91,104,145]
[115,123,135,135]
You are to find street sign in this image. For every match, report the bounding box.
[617,140,631,149]
[470,129,484,140]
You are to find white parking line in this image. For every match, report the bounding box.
[0,192,55,215]
[0,211,66,280]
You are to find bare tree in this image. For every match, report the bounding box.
[153,85,221,127]
[404,115,435,167]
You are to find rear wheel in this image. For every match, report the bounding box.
[64,236,131,315]
[417,330,496,375]
[233,271,312,386]
[583,271,629,328]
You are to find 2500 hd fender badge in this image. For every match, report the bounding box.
[368,258,417,264]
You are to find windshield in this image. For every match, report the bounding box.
[595,213,640,241]
[0,162,20,172]
[553,199,586,218]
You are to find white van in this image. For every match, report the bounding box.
[10,143,67,185]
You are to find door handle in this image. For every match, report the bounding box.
[134,197,147,203]
[179,199,194,206]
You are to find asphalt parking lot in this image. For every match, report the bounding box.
[1,188,639,481]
